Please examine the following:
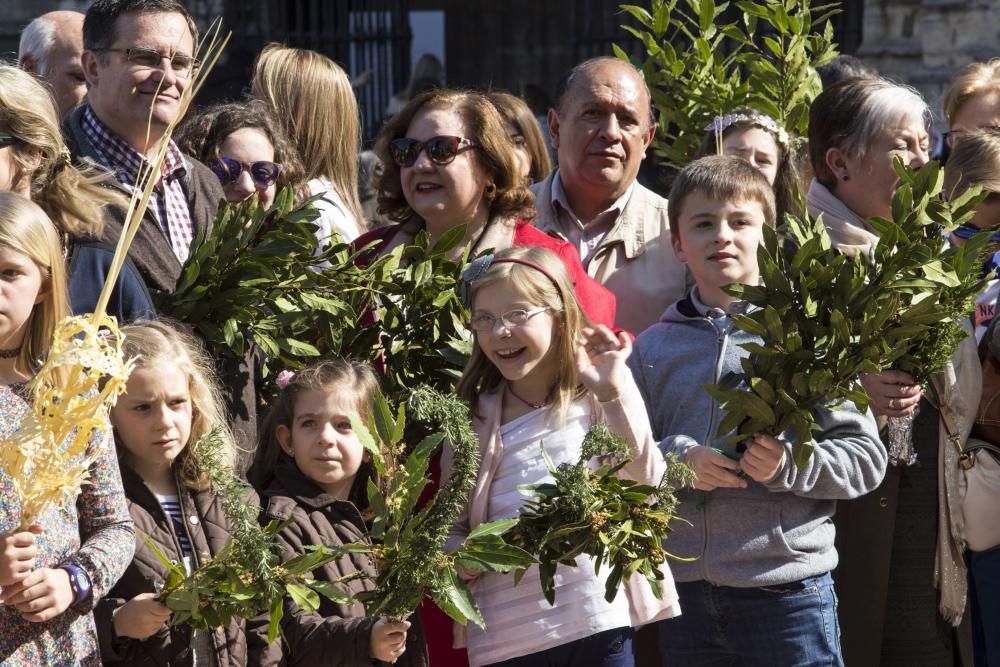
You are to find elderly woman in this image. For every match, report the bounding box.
[359,88,616,329]
[808,76,977,667]
[0,64,151,321]
[175,100,306,210]
[943,59,1000,151]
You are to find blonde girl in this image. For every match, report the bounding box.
[247,360,428,667]
[251,44,366,242]
[450,245,677,667]
[0,64,151,322]
[98,319,251,665]
[0,191,134,665]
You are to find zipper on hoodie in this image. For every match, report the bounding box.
[697,312,731,583]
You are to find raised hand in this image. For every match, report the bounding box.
[575,325,632,402]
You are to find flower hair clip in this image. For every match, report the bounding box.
[275,370,296,389]
[704,112,789,146]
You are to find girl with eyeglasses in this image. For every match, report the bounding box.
[175,100,306,211]
[450,245,675,667]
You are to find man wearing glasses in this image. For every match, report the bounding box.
[64,0,223,298]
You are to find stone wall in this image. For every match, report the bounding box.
[859,0,1000,123]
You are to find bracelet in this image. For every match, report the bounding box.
[59,564,92,606]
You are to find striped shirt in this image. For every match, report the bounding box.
[80,105,194,262]
[154,493,193,563]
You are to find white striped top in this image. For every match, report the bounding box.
[466,400,632,666]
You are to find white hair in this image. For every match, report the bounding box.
[18,15,58,76]
[843,81,931,162]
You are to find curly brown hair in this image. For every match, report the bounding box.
[374,88,535,225]
[175,100,308,203]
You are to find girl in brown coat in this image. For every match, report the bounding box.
[247,360,427,667]
[96,320,254,666]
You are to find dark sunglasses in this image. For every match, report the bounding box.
[389,135,476,167]
[951,222,1000,244]
[210,158,281,188]
[0,133,20,149]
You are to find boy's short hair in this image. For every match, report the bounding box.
[668,155,777,236]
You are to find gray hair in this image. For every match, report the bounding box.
[556,56,655,128]
[809,77,931,187]
[18,15,58,76]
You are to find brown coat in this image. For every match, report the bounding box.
[248,462,428,667]
[95,463,255,666]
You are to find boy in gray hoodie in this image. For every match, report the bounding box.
[628,155,886,666]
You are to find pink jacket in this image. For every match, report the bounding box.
[443,380,681,647]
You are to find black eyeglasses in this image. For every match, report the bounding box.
[97,47,199,77]
[389,135,476,167]
[210,158,281,188]
[0,133,20,149]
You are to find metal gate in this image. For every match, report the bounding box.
[196,0,412,143]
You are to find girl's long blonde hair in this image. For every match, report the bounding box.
[0,65,127,238]
[251,44,365,229]
[0,192,68,377]
[456,246,590,425]
[118,320,237,491]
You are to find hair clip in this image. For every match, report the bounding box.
[704,112,789,145]
[275,369,296,389]
[459,254,495,309]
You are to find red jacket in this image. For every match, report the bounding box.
[353,219,619,330]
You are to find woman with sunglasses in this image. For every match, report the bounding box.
[252,44,366,242]
[360,88,616,330]
[943,126,1000,667]
[808,76,979,667]
[175,100,306,210]
[0,64,153,322]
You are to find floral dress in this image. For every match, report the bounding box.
[0,383,134,665]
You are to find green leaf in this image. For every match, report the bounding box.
[287,583,320,612]
[433,567,484,628]
[306,579,354,605]
[467,518,519,540]
[351,415,386,476]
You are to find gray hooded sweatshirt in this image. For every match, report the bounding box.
[628,289,887,587]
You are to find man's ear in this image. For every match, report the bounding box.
[547,107,561,151]
[671,230,687,264]
[81,50,101,88]
[20,54,38,75]
[824,147,850,182]
[276,425,292,456]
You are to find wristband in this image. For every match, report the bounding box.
[60,564,92,606]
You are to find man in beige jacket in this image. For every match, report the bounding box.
[530,56,690,333]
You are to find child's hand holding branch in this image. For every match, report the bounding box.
[112,592,172,639]
[1,567,75,622]
[686,447,748,491]
[576,325,632,402]
[0,524,41,588]
[740,434,786,483]
[370,618,410,663]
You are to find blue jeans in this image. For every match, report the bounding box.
[968,545,1000,667]
[483,626,634,667]
[658,573,844,667]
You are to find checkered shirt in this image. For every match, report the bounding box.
[80,105,194,263]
